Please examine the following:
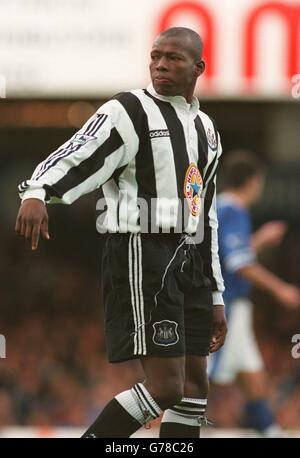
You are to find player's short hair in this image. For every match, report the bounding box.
[157,27,203,61]
[221,149,264,189]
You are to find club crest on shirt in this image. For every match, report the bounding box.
[71,133,96,146]
[206,127,217,150]
[184,163,203,217]
[152,320,179,346]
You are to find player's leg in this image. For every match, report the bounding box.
[82,356,185,438]
[82,233,187,438]
[229,300,282,437]
[238,371,282,437]
[213,299,281,437]
[207,299,279,436]
[159,261,214,438]
[160,355,209,437]
[140,356,185,408]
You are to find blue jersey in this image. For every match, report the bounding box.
[217,193,256,308]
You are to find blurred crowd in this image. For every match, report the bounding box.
[0,313,143,428]
[1,203,300,431]
[1,305,300,430]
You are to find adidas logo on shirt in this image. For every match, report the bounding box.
[149,129,170,138]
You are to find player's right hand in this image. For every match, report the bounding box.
[15,198,50,251]
[252,221,287,251]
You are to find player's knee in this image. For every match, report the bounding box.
[150,378,184,410]
[185,374,209,399]
[184,355,209,398]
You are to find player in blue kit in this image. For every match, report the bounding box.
[209,150,300,437]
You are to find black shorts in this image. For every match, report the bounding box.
[102,233,213,363]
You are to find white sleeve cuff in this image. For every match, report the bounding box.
[224,250,256,273]
[22,189,46,203]
[212,291,224,306]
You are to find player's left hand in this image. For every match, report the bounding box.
[210,305,227,353]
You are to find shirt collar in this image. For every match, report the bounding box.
[219,192,247,211]
[146,83,200,117]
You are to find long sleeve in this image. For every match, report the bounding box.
[200,137,225,305]
[18,99,139,204]
[219,208,256,274]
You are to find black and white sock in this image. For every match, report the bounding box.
[82,383,162,438]
[159,398,207,438]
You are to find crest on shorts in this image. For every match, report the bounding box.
[184,163,203,217]
[152,320,179,346]
[206,127,217,150]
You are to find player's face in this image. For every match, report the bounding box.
[150,36,204,101]
[248,173,265,204]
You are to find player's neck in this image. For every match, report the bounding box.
[224,189,250,208]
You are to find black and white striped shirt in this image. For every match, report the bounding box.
[19,84,224,304]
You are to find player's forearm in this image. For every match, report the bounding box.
[202,231,225,306]
[251,231,264,253]
[203,172,225,305]
[18,108,129,205]
[237,263,285,298]
[18,125,106,205]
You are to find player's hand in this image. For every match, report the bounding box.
[210,305,227,353]
[275,283,300,310]
[252,221,287,251]
[15,198,50,251]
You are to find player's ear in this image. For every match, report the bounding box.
[194,60,205,77]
